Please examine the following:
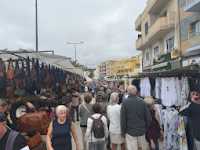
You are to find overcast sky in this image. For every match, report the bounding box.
[0,0,146,67]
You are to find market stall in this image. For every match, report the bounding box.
[131,66,200,150]
[0,50,85,138]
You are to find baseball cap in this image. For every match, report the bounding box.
[0,112,6,122]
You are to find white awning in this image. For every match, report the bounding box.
[0,50,84,76]
[187,45,200,52]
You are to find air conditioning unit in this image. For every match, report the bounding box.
[171,49,180,59]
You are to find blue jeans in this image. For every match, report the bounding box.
[88,141,106,150]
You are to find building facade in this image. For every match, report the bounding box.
[96,55,141,80]
[135,0,200,71]
[111,56,141,78]
[98,62,107,78]
[135,0,182,71]
[181,0,200,67]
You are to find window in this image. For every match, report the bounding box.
[146,51,150,61]
[153,46,159,57]
[160,11,167,17]
[145,22,148,35]
[136,63,140,68]
[166,37,174,52]
[191,21,200,36]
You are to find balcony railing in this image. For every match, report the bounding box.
[188,31,200,46]
[135,14,142,31]
[183,0,200,12]
[147,0,169,14]
[136,37,144,50]
[147,15,175,41]
[136,15,175,50]
[189,31,200,38]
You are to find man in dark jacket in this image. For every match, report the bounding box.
[121,85,151,150]
[0,112,30,150]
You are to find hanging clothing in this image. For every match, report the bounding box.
[0,60,6,97]
[175,78,182,106]
[156,77,189,107]
[140,77,151,97]
[161,78,178,107]
[7,60,14,80]
[180,77,190,107]
[149,78,156,97]
[188,78,200,92]
[162,108,179,150]
[155,78,162,99]
[178,117,188,150]
[162,108,188,150]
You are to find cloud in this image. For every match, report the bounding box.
[0,0,146,67]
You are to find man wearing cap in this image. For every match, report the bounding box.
[0,112,30,150]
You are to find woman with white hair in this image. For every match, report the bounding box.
[46,105,80,150]
[107,93,125,150]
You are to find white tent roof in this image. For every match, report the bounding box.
[0,50,84,76]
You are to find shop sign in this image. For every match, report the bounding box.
[170,59,181,70]
[183,56,200,67]
[152,62,169,70]
[153,53,171,65]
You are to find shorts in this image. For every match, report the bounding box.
[110,133,125,144]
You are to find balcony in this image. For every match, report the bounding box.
[147,0,169,14]
[136,37,144,50]
[136,15,175,50]
[189,31,200,38]
[147,15,175,43]
[183,0,200,12]
[135,14,142,31]
[188,31,200,49]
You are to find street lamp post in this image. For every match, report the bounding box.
[66,41,84,64]
[35,0,39,52]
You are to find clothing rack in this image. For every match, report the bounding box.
[138,66,200,78]
[161,105,181,111]
[0,50,83,77]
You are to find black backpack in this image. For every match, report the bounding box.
[91,115,105,139]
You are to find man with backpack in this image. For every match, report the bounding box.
[0,112,30,150]
[85,103,108,150]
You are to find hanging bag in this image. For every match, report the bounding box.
[5,130,19,150]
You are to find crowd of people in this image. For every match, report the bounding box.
[72,83,161,150]
[0,79,200,150]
